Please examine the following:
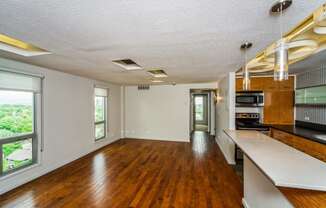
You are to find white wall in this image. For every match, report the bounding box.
[210,91,215,135]
[124,83,217,142]
[243,156,293,208]
[0,58,121,194]
[216,72,236,164]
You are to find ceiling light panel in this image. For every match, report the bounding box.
[147,69,168,78]
[112,59,142,71]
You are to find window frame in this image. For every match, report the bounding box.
[0,90,38,176]
[94,94,107,141]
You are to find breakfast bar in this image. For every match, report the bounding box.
[224,130,326,208]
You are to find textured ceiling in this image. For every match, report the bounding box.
[0,0,324,85]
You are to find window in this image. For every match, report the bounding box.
[195,96,204,121]
[0,70,41,176]
[94,88,107,141]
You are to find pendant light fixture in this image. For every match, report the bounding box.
[271,0,292,81]
[240,42,252,91]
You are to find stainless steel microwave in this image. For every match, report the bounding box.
[236,91,264,107]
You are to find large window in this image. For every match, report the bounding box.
[0,70,41,176]
[94,88,107,141]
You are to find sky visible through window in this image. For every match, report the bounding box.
[0,90,33,105]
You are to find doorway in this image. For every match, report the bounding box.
[190,89,216,135]
[194,94,209,131]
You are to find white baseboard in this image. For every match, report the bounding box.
[123,136,190,143]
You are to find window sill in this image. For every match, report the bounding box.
[0,163,41,182]
[94,136,108,143]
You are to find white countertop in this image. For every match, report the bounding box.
[224,130,326,192]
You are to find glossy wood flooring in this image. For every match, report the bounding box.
[0,131,243,208]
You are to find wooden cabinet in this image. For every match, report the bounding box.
[236,76,294,125]
[279,77,294,91]
[263,90,281,124]
[271,128,326,163]
[236,77,294,91]
[236,77,265,91]
[236,78,242,91]
[264,90,294,124]
[262,77,279,91]
[278,91,294,124]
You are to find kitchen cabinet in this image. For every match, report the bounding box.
[263,90,280,124]
[236,76,294,124]
[262,77,279,91]
[278,77,294,91]
[236,77,294,91]
[236,77,265,91]
[236,78,242,91]
[271,128,326,162]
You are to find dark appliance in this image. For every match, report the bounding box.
[236,91,264,107]
[235,112,270,162]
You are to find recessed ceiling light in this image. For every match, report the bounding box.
[147,69,168,78]
[151,80,164,83]
[0,34,51,57]
[112,59,142,71]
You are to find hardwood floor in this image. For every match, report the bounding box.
[0,131,243,208]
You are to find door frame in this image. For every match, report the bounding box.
[189,88,217,135]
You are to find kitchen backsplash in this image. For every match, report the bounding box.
[296,65,326,125]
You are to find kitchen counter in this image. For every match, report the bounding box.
[224,129,326,191]
[270,124,326,145]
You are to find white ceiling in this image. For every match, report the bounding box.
[0,0,324,85]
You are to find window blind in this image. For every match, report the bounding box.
[0,70,42,93]
[95,87,108,97]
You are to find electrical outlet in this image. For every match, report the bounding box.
[304,116,310,121]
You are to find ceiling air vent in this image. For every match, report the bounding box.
[147,69,168,78]
[138,85,150,90]
[112,59,142,71]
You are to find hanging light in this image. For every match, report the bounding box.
[240,42,252,91]
[274,39,289,81]
[243,65,250,91]
[271,0,292,81]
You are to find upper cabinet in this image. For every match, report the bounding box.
[236,76,295,125]
[236,77,294,92]
[296,85,326,105]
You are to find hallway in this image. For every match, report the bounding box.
[0,133,243,208]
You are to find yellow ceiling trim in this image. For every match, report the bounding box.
[285,15,315,41]
[0,34,47,52]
